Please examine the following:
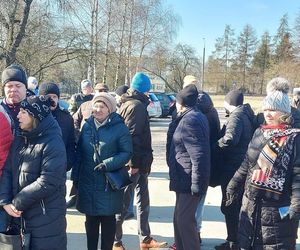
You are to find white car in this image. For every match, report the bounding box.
[147,93,162,118]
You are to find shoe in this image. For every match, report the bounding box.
[66,196,77,208]
[169,243,176,250]
[124,212,135,220]
[113,242,126,250]
[140,238,168,250]
[215,241,239,250]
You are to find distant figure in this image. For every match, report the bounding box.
[68,79,94,115]
[115,85,129,108]
[227,77,300,250]
[292,87,300,111]
[27,76,39,96]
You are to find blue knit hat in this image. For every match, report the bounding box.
[130,72,151,93]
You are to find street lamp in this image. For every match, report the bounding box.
[202,38,206,90]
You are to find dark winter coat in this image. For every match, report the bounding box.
[218,104,255,175]
[1,100,21,134]
[227,128,300,249]
[68,93,93,115]
[119,89,153,173]
[167,107,210,196]
[73,113,132,216]
[0,114,67,250]
[52,107,76,171]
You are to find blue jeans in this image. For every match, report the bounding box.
[195,193,207,233]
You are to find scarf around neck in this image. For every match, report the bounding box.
[250,125,300,200]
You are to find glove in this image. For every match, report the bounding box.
[94,163,106,172]
[225,192,239,207]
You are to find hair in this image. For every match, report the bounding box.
[277,113,293,125]
[32,117,40,130]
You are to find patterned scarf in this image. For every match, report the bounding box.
[250,125,300,200]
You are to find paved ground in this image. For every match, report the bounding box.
[66,117,300,250]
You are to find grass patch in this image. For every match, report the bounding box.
[211,94,264,113]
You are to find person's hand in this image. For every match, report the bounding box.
[128,167,139,175]
[94,163,106,172]
[3,204,22,217]
[225,192,239,206]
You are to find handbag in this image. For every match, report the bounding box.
[105,166,132,191]
[91,126,132,191]
[0,217,31,250]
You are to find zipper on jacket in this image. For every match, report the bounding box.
[40,200,46,215]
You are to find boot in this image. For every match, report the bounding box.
[215,241,240,250]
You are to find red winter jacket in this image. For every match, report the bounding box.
[0,112,13,176]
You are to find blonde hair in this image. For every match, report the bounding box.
[277,113,293,125]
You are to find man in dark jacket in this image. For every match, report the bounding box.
[39,82,76,171]
[1,64,28,134]
[113,72,167,250]
[167,84,210,250]
[215,90,255,250]
[68,79,94,115]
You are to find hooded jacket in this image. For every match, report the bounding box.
[118,89,153,173]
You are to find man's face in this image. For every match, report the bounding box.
[47,93,59,110]
[4,81,27,104]
[81,86,93,95]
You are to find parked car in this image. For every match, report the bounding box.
[147,93,162,118]
[151,92,176,117]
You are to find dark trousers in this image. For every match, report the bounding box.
[221,181,241,243]
[173,192,200,250]
[115,172,151,243]
[85,214,116,250]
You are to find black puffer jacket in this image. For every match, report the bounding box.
[52,107,76,171]
[167,107,210,195]
[218,104,255,173]
[119,89,153,173]
[227,128,300,249]
[0,114,67,250]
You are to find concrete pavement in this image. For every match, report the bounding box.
[66,118,300,250]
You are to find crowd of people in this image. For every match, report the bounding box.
[0,63,300,250]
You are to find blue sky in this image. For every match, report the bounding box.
[166,0,300,59]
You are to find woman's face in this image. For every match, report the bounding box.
[17,108,34,131]
[263,109,285,125]
[92,101,110,122]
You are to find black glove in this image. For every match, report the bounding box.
[225,192,239,207]
[94,163,106,172]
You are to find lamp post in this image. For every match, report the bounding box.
[202,38,206,90]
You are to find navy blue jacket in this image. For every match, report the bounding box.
[73,113,132,216]
[167,107,210,195]
[0,114,67,250]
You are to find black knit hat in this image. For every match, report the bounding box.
[20,95,54,122]
[39,82,60,98]
[176,84,198,107]
[2,64,27,88]
[225,90,244,107]
[115,85,129,96]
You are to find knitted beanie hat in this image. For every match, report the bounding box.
[176,84,198,107]
[92,92,117,113]
[94,83,109,92]
[115,85,129,96]
[39,82,60,98]
[2,64,27,87]
[225,90,244,107]
[130,72,151,93]
[262,77,291,114]
[20,95,54,121]
[81,79,92,89]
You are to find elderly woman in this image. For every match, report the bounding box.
[72,92,132,250]
[0,95,67,249]
[226,77,300,250]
